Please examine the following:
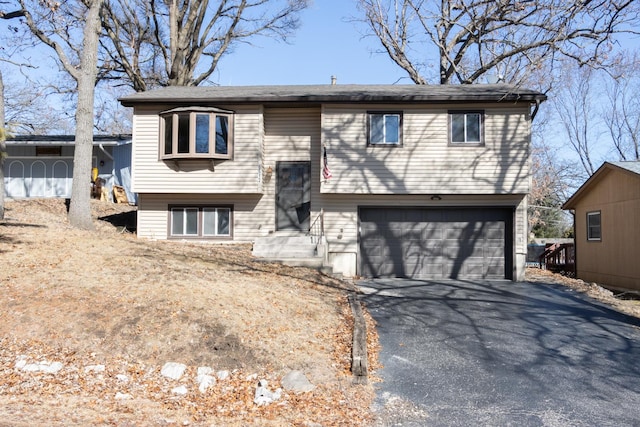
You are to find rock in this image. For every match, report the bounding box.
[84,364,106,373]
[115,392,132,400]
[217,370,230,380]
[246,373,258,381]
[171,385,188,395]
[18,360,63,374]
[14,357,27,370]
[40,362,64,374]
[253,379,282,406]
[197,366,212,376]
[197,374,216,393]
[161,362,187,380]
[281,370,315,393]
[116,374,129,383]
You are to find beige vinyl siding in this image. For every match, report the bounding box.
[136,108,323,240]
[514,197,528,281]
[137,193,266,241]
[258,105,265,193]
[320,104,531,195]
[264,108,316,161]
[263,107,322,230]
[131,105,263,194]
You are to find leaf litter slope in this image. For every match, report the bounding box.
[0,199,375,426]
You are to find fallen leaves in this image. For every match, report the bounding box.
[0,199,377,426]
[526,267,640,319]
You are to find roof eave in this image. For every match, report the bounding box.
[562,163,612,210]
[118,84,547,107]
[120,94,544,107]
[6,134,133,146]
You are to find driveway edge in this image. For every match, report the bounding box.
[348,293,368,384]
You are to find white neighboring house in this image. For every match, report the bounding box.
[119,84,546,280]
[4,134,135,203]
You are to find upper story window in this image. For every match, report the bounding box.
[450,111,484,145]
[368,112,402,145]
[160,107,233,160]
[587,211,601,241]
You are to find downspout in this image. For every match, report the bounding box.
[98,144,116,199]
[98,143,114,161]
[98,143,114,176]
[530,99,541,121]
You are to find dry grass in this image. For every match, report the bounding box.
[526,267,640,319]
[0,199,376,426]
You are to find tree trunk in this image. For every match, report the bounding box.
[67,0,103,230]
[0,69,6,221]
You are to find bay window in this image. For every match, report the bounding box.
[160,107,233,160]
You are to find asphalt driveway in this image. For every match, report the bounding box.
[358,279,640,427]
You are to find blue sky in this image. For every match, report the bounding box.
[214,0,408,86]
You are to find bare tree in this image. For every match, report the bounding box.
[528,136,574,238]
[0,67,73,134]
[553,64,600,178]
[8,0,105,229]
[603,53,640,161]
[0,68,6,220]
[91,81,133,134]
[357,0,640,85]
[100,0,309,91]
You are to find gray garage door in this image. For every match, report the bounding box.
[359,208,513,279]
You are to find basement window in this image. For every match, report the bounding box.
[587,211,601,241]
[169,206,232,239]
[160,107,233,160]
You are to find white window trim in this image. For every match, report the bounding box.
[368,111,403,146]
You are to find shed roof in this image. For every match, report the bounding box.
[562,161,640,210]
[6,134,132,146]
[609,160,640,175]
[119,84,546,107]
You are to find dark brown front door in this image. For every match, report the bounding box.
[276,161,311,231]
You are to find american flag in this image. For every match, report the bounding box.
[322,147,332,180]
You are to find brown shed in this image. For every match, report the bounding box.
[562,161,640,292]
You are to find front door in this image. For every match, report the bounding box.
[276,161,311,231]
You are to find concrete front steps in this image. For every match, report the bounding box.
[252,232,336,276]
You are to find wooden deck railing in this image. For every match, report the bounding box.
[539,243,575,275]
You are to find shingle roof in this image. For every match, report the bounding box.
[6,134,132,146]
[119,84,546,106]
[562,161,640,210]
[609,161,640,176]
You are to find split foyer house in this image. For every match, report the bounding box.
[119,84,546,281]
[562,161,640,292]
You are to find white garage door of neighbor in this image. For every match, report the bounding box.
[4,157,74,198]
